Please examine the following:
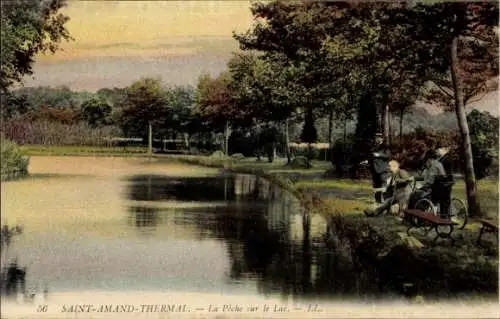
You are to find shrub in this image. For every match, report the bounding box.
[263,142,276,162]
[289,156,310,169]
[294,146,320,161]
[24,105,81,125]
[1,136,29,180]
[231,153,245,161]
[391,129,461,172]
[391,126,497,178]
[228,131,254,157]
[210,150,225,159]
[330,138,355,177]
[2,120,121,146]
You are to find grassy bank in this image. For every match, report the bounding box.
[296,178,498,218]
[20,145,148,156]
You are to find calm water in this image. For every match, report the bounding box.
[2,156,376,302]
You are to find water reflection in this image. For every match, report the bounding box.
[127,206,160,229]
[1,226,29,300]
[125,175,237,202]
[124,173,376,300]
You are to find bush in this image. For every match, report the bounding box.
[228,131,254,157]
[231,153,245,161]
[2,119,121,146]
[209,150,225,159]
[1,136,29,180]
[392,126,497,178]
[330,139,355,177]
[391,128,461,172]
[263,143,276,162]
[289,156,310,169]
[294,147,320,161]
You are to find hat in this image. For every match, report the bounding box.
[437,147,450,157]
[424,149,439,160]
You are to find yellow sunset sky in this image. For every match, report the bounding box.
[40,1,254,61]
[24,1,256,91]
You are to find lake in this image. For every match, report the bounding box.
[2,156,375,302]
[2,156,499,319]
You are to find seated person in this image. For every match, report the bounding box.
[364,160,412,216]
[408,149,447,212]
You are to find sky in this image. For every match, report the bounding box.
[20,1,498,115]
[22,1,255,92]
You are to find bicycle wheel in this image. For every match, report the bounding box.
[412,198,436,227]
[364,208,377,217]
[415,198,436,215]
[450,198,468,230]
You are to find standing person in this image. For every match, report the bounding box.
[364,160,412,216]
[368,133,391,203]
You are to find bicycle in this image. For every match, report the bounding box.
[410,178,468,230]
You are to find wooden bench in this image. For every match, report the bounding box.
[404,209,458,245]
[477,219,499,245]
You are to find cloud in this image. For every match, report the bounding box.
[23,54,231,92]
[37,1,253,62]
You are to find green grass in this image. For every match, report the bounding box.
[296,177,499,217]
[295,179,372,191]
[452,179,498,218]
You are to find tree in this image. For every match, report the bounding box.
[401,2,499,216]
[195,72,238,155]
[467,109,499,179]
[228,52,304,162]
[80,98,112,128]
[164,86,196,148]
[234,1,429,160]
[1,0,72,92]
[234,1,352,149]
[300,107,318,144]
[1,91,32,120]
[424,29,498,111]
[388,76,424,143]
[119,77,170,145]
[12,86,79,109]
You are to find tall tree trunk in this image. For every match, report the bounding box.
[224,121,231,156]
[383,104,390,145]
[183,133,189,149]
[450,36,480,216]
[327,109,334,146]
[327,110,334,164]
[399,109,404,143]
[285,118,291,164]
[148,121,153,159]
[387,110,392,146]
[343,118,347,144]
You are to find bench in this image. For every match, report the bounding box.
[477,219,499,245]
[404,209,458,245]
